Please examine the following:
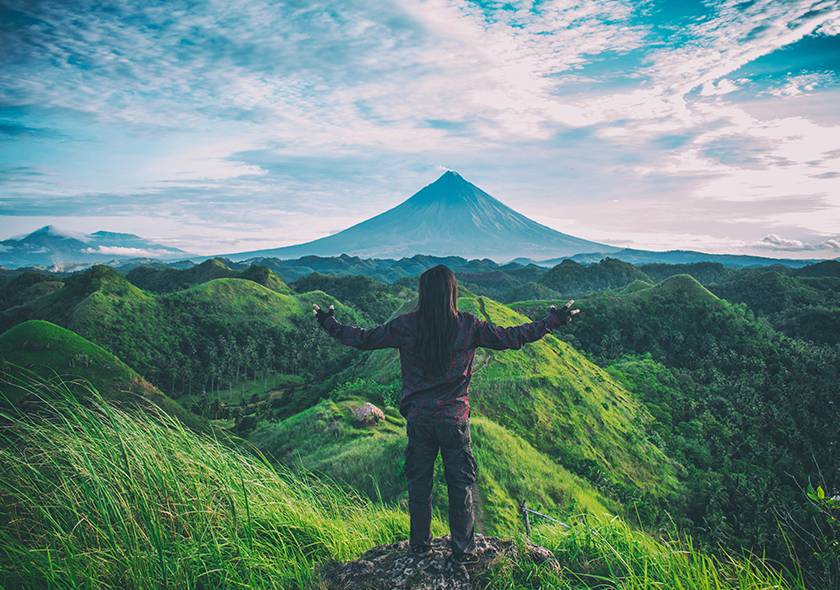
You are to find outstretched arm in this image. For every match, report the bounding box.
[474,299,580,350]
[313,304,403,350]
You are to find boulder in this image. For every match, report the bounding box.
[317,534,557,590]
[351,402,385,427]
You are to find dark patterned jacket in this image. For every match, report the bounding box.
[317,307,566,422]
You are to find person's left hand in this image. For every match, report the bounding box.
[549,299,581,325]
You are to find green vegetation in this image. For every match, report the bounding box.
[352,291,681,509]
[250,395,614,537]
[125,258,292,294]
[487,517,804,590]
[291,272,413,322]
[0,320,204,431]
[0,265,367,399]
[539,258,649,296]
[0,382,429,589]
[512,275,840,585]
[0,382,805,590]
[711,268,840,345]
[1,256,837,587]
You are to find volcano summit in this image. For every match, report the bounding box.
[227,171,614,262]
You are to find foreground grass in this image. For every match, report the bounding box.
[486,517,805,590]
[0,380,805,590]
[0,382,426,589]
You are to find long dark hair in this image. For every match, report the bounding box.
[415,265,458,375]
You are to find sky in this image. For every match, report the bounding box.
[1,0,839,258]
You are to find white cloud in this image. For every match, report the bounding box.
[81,246,166,257]
[759,234,806,250]
[768,72,838,97]
[1,0,840,256]
[700,78,741,97]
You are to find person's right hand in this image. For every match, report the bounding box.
[549,299,580,326]
[312,303,335,324]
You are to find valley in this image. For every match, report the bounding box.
[1,252,838,588]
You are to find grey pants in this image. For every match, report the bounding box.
[404,417,478,554]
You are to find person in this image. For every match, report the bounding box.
[312,264,580,563]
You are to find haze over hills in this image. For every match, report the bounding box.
[224,171,616,262]
[0,225,187,269]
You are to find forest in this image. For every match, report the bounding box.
[1,254,838,588]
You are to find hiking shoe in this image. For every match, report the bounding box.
[450,551,479,566]
[409,545,431,556]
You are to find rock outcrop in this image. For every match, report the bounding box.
[351,402,385,427]
[317,534,557,590]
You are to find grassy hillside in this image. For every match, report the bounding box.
[0,320,204,431]
[0,265,368,398]
[510,275,840,585]
[126,258,292,294]
[710,269,840,345]
[290,272,413,322]
[346,291,680,507]
[0,383,805,589]
[250,395,615,537]
[539,258,649,295]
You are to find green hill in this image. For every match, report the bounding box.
[510,274,840,579]
[0,381,804,589]
[710,269,840,344]
[344,291,680,504]
[250,395,615,536]
[0,271,64,311]
[794,259,840,278]
[291,272,412,322]
[538,257,649,295]
[638,261,732,284]
[0,320,203,431]
[0,265,368,398]
[126,258,292,294]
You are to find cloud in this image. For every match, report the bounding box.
[768,71,838,97]
[759,233,807,250]
[1,0,839,257]
[756,233,840,252]
[81,246,166,257]
[700,78,742,97]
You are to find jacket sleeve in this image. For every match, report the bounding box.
[472,313,561,350]
[318,315,404,350]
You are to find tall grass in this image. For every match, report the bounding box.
[0,380,420,589]
[485,516,806,589]
[0,378,808,590]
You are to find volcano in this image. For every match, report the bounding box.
[228,171,614,261]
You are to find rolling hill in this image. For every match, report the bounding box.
[0,320,204,430]
[224,171,615,261]
[0,380,802,589]
[0,265,368,398]
[126,258,292,294]
[337,290,680,502]
[511,274,840,571]
[249,395,615,536]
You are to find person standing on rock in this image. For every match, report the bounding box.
[313,264,579,563]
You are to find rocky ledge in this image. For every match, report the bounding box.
[316,534,558,590]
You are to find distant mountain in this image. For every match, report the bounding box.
[224,171,616,262]
[0,226,187,269]
[549,247,832,269]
